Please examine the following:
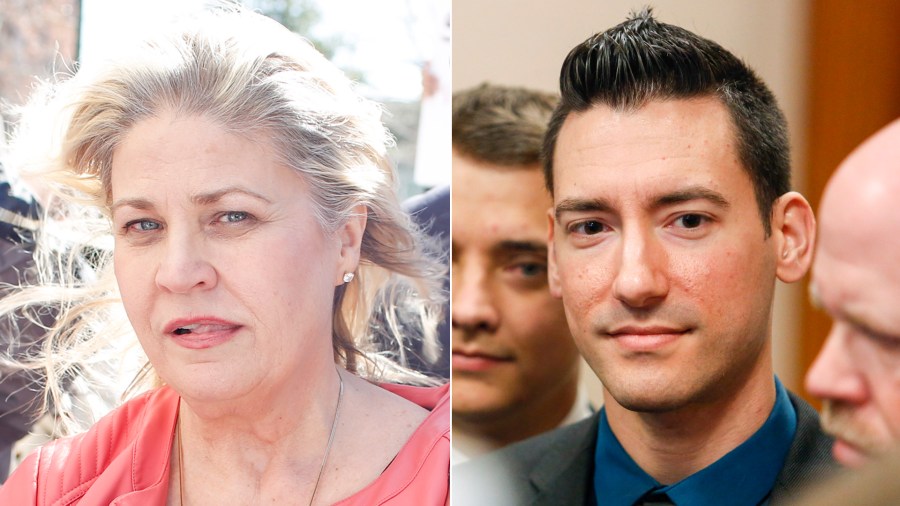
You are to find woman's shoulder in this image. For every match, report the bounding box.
[0,387,179,505]
[380,382,450,411]
[380,382,450,441]
[383,382,450,483]
[336,382,449,505]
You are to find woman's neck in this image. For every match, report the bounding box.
[173,367,345,505]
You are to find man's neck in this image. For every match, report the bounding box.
[604,370,776,484]
[454,376,581,453]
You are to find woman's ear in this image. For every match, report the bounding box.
[772,191,816,283]
[335,204,367,285]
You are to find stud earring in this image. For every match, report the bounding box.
[343,272,355,283]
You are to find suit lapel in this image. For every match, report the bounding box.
[528,412,600,506]
[770,392,839,504]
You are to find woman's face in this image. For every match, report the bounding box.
[110,112,362,403]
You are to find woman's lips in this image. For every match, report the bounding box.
[164,318,242,349]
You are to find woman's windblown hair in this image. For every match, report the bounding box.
[0,5,445,434]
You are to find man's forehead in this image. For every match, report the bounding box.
[555,97,736,149]
[551,98,745,198]
[820,119,900,237]
[818,169,900,281]
[452,158,552,252]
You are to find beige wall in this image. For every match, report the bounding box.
[453,0,812,400]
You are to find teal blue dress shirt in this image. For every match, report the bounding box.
[593,377,797,506]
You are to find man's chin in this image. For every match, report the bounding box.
[832,438,872,468]
[609,389,691,413]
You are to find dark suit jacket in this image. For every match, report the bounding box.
[452,392,838,505]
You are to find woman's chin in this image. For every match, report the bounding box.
[163,369,260,407]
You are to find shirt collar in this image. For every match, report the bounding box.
[594,377,797,506]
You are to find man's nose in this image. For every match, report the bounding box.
[452,260,500,334]
[805,322,868,405]
[612,229,669,308]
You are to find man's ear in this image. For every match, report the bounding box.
[772,191,816,283]
[547,210,562,298]
[335,204,368,285]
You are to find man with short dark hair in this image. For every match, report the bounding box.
[454,10,836,505]
[452,84,589,464]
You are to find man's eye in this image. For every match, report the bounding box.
[861,328,900,351]
[673,214,707,229]
[219,211,249,223]
[515,263,546,278]
[570,220,606,235]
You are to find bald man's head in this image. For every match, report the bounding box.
[819,119,900,282]
[806,118,900,468]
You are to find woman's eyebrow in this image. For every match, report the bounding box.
[110,197,154,214]
[191,186,273,206]
[111,187,273,214]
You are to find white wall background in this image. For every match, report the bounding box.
[453,0,812,401]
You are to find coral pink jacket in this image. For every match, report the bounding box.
[0,382,449,505]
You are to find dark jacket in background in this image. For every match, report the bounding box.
[402,184,449,379]
[0,180,43,482]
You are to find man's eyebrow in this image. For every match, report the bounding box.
[554,198,614,222]
[553,186,729,222]
[841,308,896,342]
[652,186,730,210]
[808,283,895,340]
[492,240,547,255]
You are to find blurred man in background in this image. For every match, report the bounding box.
[452,84,589,465]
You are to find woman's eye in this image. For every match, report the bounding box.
[570,220,607,235]
[219,211,249,223]
[125,220,160,232]
[673,214,707,229]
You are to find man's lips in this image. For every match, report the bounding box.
[831,437,870,468]
[452,349,513,372]
[606,325,690,352]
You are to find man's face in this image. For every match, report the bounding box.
[549,97,778,413]
[452,151,580,424]
[805,143,900,468]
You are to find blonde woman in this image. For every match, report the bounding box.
[0,6,448,505]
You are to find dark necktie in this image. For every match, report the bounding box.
[636,489,675,506]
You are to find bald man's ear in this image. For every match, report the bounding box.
[772,191,816,283]
[547,211,562,298]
